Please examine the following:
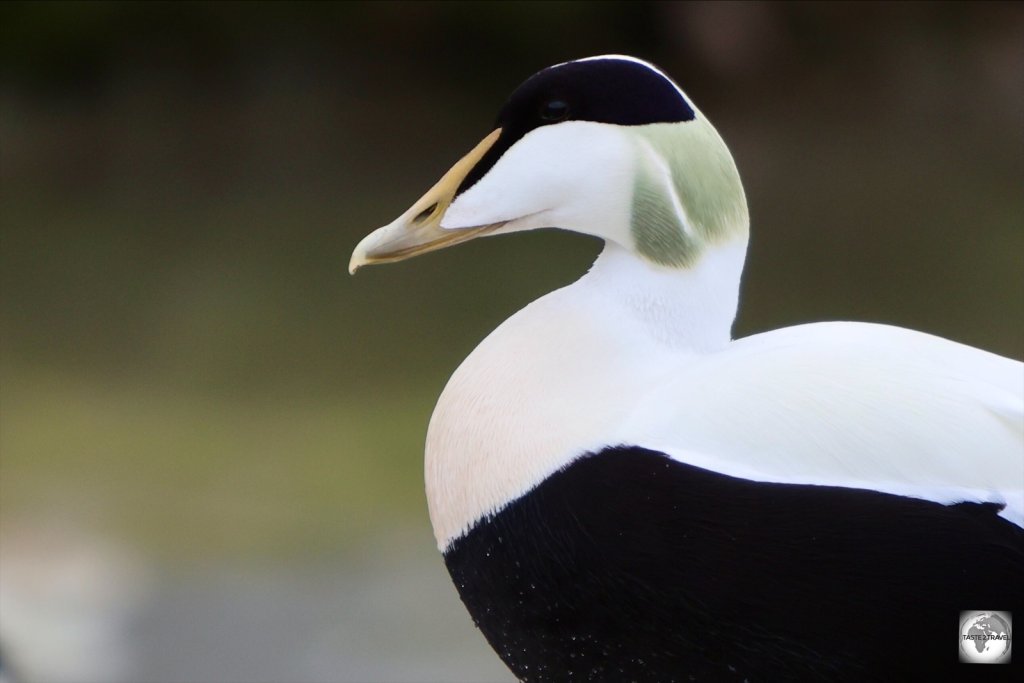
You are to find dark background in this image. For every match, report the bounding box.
[1,2,1021,681]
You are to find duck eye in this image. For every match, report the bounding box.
[539,99,570,122]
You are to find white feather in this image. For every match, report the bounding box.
[415,57,1022,551]
[619,322,1024,526]
[425,242,1024,550]
[442,122,636,247]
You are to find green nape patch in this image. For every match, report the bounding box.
[0,367,434,565]
[628,120,748,268]
[632,148,702,268]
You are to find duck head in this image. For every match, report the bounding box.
[350,55,748,274]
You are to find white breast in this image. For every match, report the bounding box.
[425,279,670,548]
[425,243,1024,550]
[425,240,745,548]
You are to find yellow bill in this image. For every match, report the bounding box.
[349,129,503,274]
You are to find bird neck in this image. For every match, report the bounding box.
[425,237,748,549]
[581,239,747,353]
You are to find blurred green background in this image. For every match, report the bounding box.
[1,2,1021,682]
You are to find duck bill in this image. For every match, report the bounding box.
[349,129,502,274]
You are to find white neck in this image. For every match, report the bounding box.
[425,238,748,549]
[582,241,745,352]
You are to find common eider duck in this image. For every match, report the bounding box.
[350,55,1023,682]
